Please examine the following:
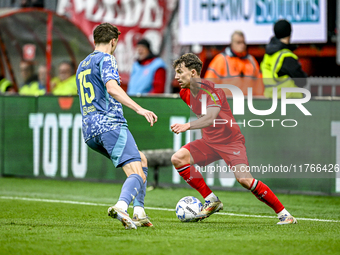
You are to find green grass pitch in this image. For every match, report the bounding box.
[0,177,339,255]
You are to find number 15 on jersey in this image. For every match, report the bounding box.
[78,69,95,106]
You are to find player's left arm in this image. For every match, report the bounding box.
[106,80,157,126]
[102,55,157,125]
[171,106,220,134]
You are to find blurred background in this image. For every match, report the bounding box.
[0,0,339,94]
[0,0,340,194]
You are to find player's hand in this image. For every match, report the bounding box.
[136,108,158,126]
[171,123,190,134]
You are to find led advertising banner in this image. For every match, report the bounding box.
[179,0,327,45]
[0,96,340,193]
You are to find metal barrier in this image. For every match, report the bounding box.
[307,77,340,97]
[142,149,175,188]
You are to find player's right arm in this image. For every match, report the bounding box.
[171,107,220,134]
[106,80,157,126]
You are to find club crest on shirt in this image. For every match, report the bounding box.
[211,93,219,101]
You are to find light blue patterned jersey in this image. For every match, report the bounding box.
[76,50,127,142]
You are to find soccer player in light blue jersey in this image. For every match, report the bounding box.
[76,23,157,229]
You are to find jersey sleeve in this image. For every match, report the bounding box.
[100,54,120,85]
[180,88,190,106]
[206,90,222,108]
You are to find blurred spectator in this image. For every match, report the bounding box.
[37,64,47,91]
[127,39,166,95]
[51,61,77,96]
[204,31,263,96]
[37,64,58,93]
[19,60,36,86]
[19,60,45,96]
[260,19,307,98]
[0,75,15,94]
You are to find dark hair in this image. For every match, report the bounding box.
[173,53,203,75]
[20,60,35,73]
[59,61,75,74]
[274,19,292,39]
[93,23,121,45]
[137,39,151,51]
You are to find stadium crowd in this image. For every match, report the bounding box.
[0,0,308,99]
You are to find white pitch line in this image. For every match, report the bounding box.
[1,196,339,223]
[0,196,111,207]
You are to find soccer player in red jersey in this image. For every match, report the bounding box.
[171,53,297,224]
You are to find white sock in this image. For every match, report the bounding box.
[133,206,146,218]
[115,201,128,212]
[204,192,218,202]
[277,208,291,218]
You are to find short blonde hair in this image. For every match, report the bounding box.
[231,30,245,41]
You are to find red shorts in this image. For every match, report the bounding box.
[182,139,249,167]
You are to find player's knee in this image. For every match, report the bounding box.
[139,151,148,168]
[236,177,252,189]
[140,171,146,183]
[171,153,183,168]
[172,148,190,168]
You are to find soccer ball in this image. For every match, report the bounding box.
[175,196,203,222]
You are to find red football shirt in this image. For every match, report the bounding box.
[180,79,244,144]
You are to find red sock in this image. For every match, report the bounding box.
[176,164,212,198]
[250,179,284,213]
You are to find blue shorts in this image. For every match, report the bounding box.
[86,125,141,168]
